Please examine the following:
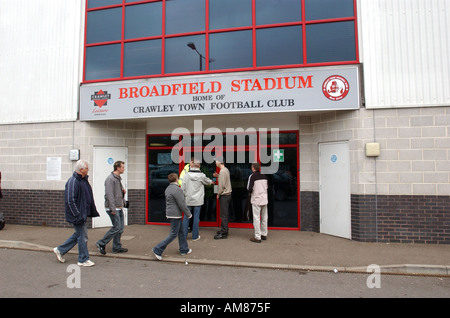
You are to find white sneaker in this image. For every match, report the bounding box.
[152,248,162,260]
[180,248,192,256]
[192,235,201,241]
[53,247,65,263]
[77,260,95,267]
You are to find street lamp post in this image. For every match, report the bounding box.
[187,42,214,71]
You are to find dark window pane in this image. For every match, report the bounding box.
[306,21,356,63]
[255,0,302,25]
[260,132,298,145]
[165,35,206,73]
[305,0,354,20]
[209,0,252,30]
[264,147,298,227]
[209,31,252,70]
[85,44,121,80]
[124,40,162,77]
[165,0,205,35]
[88,0,122,9]
[86,8,122,44]
[148,135,179,148]
[256,26,302,67]
[125,3,162,39]
[148,149,179,223]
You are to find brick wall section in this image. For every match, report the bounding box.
[352,194,450,244]
[300,191,320,232]
[127,189,146,225]
[2,189,449,244]
[0,189,69,227]
[0,189,147,228]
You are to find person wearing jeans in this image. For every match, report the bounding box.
[183,206,201,240]
[153,173,192,260]
[181,159,213,241]
[53,160,99,266]
[57,223,89,263]
[96,161,128,255]
[153,218,189,259]
[97,209,125,254]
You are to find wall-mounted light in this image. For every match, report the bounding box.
[365,142,380,157]
[69,149,80,161]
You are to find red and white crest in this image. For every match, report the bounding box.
[322,75,349,101]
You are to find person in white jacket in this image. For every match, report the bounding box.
[181,159,214,241]
[247,162,269,243]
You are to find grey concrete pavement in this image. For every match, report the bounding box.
[0,224,449,276]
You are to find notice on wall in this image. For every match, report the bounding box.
[47,157,62,181]
[80,65,360,121]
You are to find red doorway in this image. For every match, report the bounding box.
[146,131,299,230]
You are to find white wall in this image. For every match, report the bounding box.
[0,0,83,124]
[359,0,450,108]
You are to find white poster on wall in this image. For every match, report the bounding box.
[46,157,62,181]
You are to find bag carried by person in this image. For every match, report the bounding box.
[0,171,3,199]
[0,210,5,230]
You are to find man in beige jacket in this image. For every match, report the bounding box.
[213,158,232,239]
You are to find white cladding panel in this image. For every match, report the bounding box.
[0,0,82,124]
[359,0,450,108]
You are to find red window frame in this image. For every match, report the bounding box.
[83,0,359,83]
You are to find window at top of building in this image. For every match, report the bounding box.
[165,0,205,35]
[255,0,302,25]
[304,0,354,20]
[88,0,122,9]
[86,7,122,44]
[125,2,162,39]
[165,35,206,73]
[84,0,358,82]
[209,0,252,30]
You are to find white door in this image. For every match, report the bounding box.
[92,147,128,228]
[319,141,351,239]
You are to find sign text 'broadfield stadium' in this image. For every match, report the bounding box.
[118,75,313,99]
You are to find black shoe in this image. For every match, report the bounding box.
[261,235,267,241]
[214,233,228,239]
[96,243,106,255]
[113,247,128,253]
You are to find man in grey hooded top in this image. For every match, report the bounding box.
[181,159,214,241]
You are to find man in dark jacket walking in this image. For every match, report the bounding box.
[53,160,99,266]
